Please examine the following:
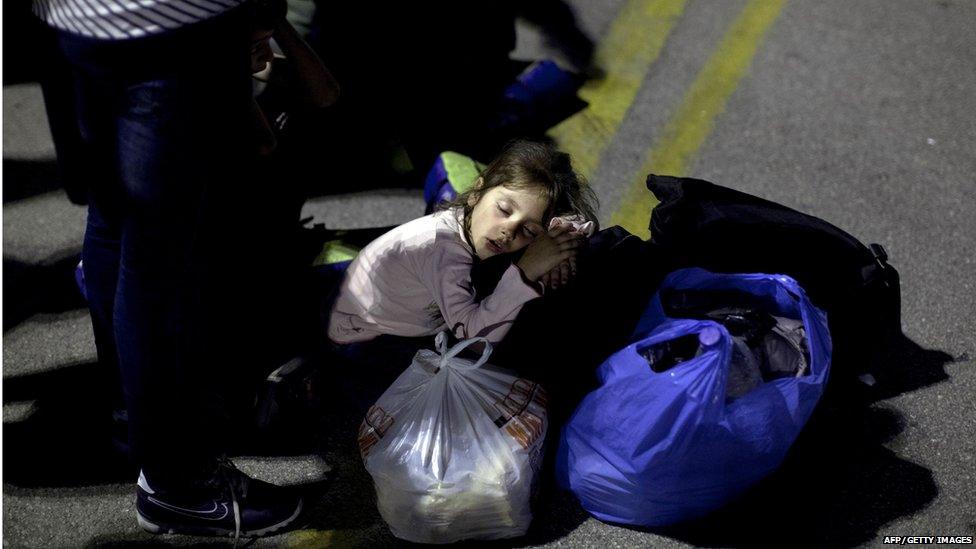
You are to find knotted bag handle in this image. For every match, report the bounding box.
[434,331,493,371]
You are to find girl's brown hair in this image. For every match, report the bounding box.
[440,140,599,244]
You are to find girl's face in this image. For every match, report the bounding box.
[468,182,549,259]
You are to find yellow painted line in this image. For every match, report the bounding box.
[548,0,688,179]
[283,527,369,548]
[611,0,787,238]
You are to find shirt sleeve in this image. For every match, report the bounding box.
[423,240,542,344]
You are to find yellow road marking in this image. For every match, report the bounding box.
[548,0,688,179]
[610,0,787,238]
[284,527,369,548]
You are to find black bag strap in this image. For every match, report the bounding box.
[862,242,896,289]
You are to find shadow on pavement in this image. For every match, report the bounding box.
[2,159,64,204]
[3,360,135,489]
[3,253,87,332]
[641,333,954,548]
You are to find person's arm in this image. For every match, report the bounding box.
[424,225,583,344]
[423,243,543,345]
[272,19,340,108]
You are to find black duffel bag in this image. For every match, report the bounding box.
[645,173,901,389]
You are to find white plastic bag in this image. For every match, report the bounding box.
[358,332,548,544]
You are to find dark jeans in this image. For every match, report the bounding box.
[58,11,254,488]
[327,334,437,415]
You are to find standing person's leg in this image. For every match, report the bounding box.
[62,30,231,486]
[120,61,305,537]
[106,19,262,483]
[58,7,304,537]
[67,62,131,454]
[81,164,128,447]
[112,75,225,485]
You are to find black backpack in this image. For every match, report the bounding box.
[645,173,901,387]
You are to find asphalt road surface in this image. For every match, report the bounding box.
[3,0,974,547]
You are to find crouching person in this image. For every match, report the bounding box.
[325,140,598,377]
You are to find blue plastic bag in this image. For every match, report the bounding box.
[556,269,831,527]
[422,151,484,213]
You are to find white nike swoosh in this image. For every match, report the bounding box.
[147,497,230,521]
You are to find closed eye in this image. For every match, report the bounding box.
[522,226,538,238]
[496,204,510,215]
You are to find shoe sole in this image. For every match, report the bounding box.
[138,498,304,538]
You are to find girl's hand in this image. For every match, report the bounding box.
[540,217,583,289]
[516,224,584,283]
[539,256,577,290]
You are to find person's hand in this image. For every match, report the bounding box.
[270,19,340,108]
[539,256,578,290]
[516,224,584,283]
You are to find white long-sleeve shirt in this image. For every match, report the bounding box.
[327,209,545,345]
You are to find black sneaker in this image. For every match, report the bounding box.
[136,459,304,540]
